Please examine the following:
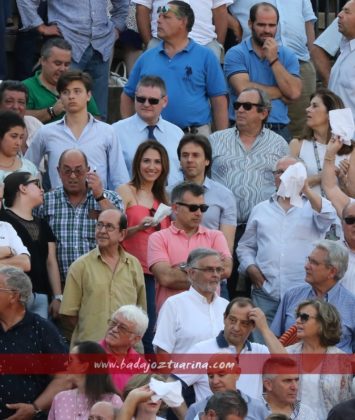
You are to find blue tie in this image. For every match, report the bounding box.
[147,125,157,140]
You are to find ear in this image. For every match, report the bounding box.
[18,184,27,194]
[87,90,92,102]
[263,378,273,392]
[161,95,168,109]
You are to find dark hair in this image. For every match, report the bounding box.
[171,181,205,203]
[130,140,169,205]
[73,341,118,406]
[3,171,32,207]
[57,149,89,169]
[224,297,255,318]
[136,76,167,96]
[204,391,248,418]
[0,110,25,140]
[303,88,353,155]
[0,80,29,103]
[119,212,128,230]
[177,134,212,176]
[296,299,341,347]
[57,70,93,94]
[168,0,195,32]
[40,37,72,59]
[249,2,279,23]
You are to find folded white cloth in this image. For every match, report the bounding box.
[277,162,307,208]
[149,378,184,407]
[329,108,355,146]
[153,203,172,224]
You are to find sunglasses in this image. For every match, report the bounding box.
[344,217,355,225]
[272,169,285,175]
[296,312,317,323]
[24,179,42,188]
[233,101,260,111]
[176,202,209,213]
[157,5,182,17]
[135,95,161,105]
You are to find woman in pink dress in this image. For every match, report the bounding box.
[117,140,170,355]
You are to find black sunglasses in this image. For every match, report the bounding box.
[296,312,317,323]
[135,96,161,105]
[24,179,41,188]
[233,101,260,111]
[176,202,209,213]
[344,217,355,225]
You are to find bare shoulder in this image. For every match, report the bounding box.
[289,138,303,157]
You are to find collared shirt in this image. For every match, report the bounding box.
[229,0,316,61]
[237,194,336,299]
[313,18,342,57]
[23,71,100,121]
[147,222,231,313]
[60,246,147,347]
[153,286,228,353]
[329,37,355,135]
[271,282,355,353]
[339,240,355,295]
[112,113,184,186]
[0,311,68,419]
[36,187,123,281]
[224,37,300,123]
[0,221,30,256]
[25,114,129,190]
[177,331,269,400]
[209,128,289,223]
[16,0,129,62]
[124,39,227,128]
[261,396,317,420]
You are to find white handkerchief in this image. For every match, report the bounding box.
[277,162,307,208]
[329,108,355,146]
[149,378,183,407]
[153,203,172,224]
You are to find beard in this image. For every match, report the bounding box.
[251,27,265,47]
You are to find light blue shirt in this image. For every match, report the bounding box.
[16,0,129,62]
[237,194,337,299]
[25,114,129,190]
[271,282,355,353]
[228,0,316,61]
[112,113,184,186]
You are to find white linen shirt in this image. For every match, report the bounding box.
[0,222,30,256]
[153,287,228,354]
[340,241,355,295]
[177,335,269,400]
[237,194,337,299]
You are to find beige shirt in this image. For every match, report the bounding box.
[60,246,146,347]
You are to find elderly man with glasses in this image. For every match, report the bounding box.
[60,208,146,348]
[237,156,336,342]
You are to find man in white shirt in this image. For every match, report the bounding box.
[112,75,183,186]
[153,248,229,355]
[237,156,336,341]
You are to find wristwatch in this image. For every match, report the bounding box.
[54,294,63,302]
[95,192,108,202]
[32,402,42,415]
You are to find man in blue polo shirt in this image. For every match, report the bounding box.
[120,0,228,135]
[224,2,302,142]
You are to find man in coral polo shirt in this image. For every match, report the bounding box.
[147,181,232,314]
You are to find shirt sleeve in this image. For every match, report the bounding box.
[224,45,248,80]
[60,260,84,316]
[110,0,130,32]
[204,50,228,97]
[147,231,170,269]
[281,47,300,77]
[303,0,317,22]
[219,188,237,226]
[16,0,43,29]
[270,295,287,336]
[153,299,178,353]
[211,231,232,259]
[25,128,46,168]
[236,213,258,273]
[6,223,30,255]
[312,197,337,231]
[313,18,342,57]
[107,129,130,189]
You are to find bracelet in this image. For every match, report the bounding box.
[324,156,336,162]
[32,402,42,414]
[269,57,279,67]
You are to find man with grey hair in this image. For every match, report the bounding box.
[271,240,355,353]
[153,248,229,354]
[98,304,149,392]
[237,156,336,342]
[0,266,68,419]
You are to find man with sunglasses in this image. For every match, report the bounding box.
[224,2,302,142]
[271,239,355,354]
[60,209,146,347]
[237,156,336,343]
[120,1,228,135]
[113,75,183,186]
[147,182,232,314]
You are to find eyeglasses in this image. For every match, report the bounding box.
[233,101,260,111]
[306,256,329,267]
[24,179,42,188]
[61,167,87,177]
[157,5,182,17]
[135,95,161,105]
[296,312,318,323]
[0,287,17,293]
[272,169,285,175]
[191,266,224,274]
[107,319,137,335]
[344,217,355,225]
[176,202,209,212]
[96,221,120,232]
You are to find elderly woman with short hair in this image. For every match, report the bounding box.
[286,299,352,418]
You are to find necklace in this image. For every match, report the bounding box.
[0,157,16,169]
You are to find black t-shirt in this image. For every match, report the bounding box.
[0,311,68,418]
[0,209,56,295]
